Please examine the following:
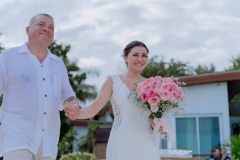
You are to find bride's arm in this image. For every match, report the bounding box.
[64,77,113,120]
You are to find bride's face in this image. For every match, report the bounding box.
[124,46,148,73]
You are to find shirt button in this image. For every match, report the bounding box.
[41,65,43,67]
[43,129,44,132]
[43,78,45,80]
[45,95,47,97]
[44,112,47,115]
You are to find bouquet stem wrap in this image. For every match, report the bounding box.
[153,118,175,149]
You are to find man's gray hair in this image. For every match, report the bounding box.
[29,13,54,26]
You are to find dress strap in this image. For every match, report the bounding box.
[108,74,120,84]
[107,75,119,93]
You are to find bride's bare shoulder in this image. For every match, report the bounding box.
[100,76,114,91]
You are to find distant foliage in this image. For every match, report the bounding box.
[142,56,193,78]
[141,56,215,78]
[226,54,240,71]
[194,64,215,74]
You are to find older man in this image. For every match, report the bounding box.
[0,13,78,160]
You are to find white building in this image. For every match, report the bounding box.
[171,70,240,158]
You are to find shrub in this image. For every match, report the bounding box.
[59,151,97,160]
[222,135,240,160]
[230,135,240,160]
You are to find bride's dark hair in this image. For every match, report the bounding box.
[122,40,149,56]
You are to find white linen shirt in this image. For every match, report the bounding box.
[0,43,75,159]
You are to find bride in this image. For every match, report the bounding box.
[64,40,161,160]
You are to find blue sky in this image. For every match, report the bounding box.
[1,0,240,89]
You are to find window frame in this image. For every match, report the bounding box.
[174,114,224,156]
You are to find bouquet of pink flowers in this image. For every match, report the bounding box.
[130,76,185,119]
[130,76,185,149]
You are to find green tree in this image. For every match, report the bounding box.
[142,56,187,77]
[194,64,215,74]
[226,54,240,71]
[142,56,194,78]
[141,56,215,78]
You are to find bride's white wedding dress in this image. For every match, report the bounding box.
[106,75,160,160]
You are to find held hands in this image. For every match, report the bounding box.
[63,99,80,120]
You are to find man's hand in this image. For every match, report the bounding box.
[63,99,80,120]
[221,154,227,160]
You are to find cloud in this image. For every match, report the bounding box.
[1,0,240,89]
[78,57,104,68]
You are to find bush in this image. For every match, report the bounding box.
[222,135,240,160]
[230,135,240,160]
[59,151,97,160]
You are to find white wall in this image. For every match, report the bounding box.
[166,82,231,149]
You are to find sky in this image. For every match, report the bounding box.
[1,0,240,90]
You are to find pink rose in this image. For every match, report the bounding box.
[160,91,170,101]
[162,77,173,85]
[154,76,163,84]
[161,84,170,90]
[148,89,156,97]
[170,90,183,102]
[148,96,160,112]
[145,85,152,92]
[169,83,178,90]
[140,92,149,102]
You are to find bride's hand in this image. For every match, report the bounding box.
[159,125,163,132]
[63,100,80,120]
[149,118,163,132]
[149,118,155,130]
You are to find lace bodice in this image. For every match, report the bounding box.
[109,75,150,130]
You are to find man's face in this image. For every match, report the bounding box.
[221,149,226,154]
[26,15,54,47]
[215,149,220,156]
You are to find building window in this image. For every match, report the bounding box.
[176,116,221,159]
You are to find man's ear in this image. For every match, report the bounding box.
[26,26,29,35]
